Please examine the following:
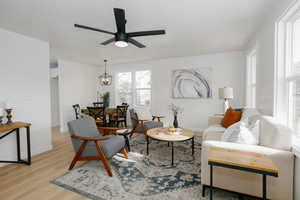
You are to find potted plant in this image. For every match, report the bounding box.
[101,92,110,108]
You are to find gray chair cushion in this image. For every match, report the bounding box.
[81,136,125,158]
[68,117,125,158]
[135,121,164,132]
[129,109,138,127]
[68,117,99,138]
[144,121,163,130]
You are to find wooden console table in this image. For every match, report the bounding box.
[0,122,32,165]
[207,147,278,200]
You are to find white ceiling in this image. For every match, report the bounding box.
[0,0,275,65]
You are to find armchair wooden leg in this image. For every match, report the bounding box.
[69,140,88,170]
[120,147,128,159]
[94,141,113,177]
[129,131,135,138]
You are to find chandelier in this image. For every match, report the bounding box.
[99,59,112,86]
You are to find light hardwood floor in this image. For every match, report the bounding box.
[0,127,88,200]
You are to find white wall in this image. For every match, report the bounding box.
[246,0,299,199]
[58,60,100,132]
[102,52,246,131]
[0,28,52,166]
[50,77,60,127]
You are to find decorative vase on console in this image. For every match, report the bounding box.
[169,103,183,128]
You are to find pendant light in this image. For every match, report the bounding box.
[99,59,112,86]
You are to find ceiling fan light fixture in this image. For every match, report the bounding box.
[115,40,128,48]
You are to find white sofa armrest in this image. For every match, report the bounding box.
[208,115,223,126]
[201,141,294,200]
[202,129,224,141]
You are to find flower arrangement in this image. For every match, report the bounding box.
[169,103,183,116]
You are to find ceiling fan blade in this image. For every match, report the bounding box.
[74,24,115,35]
[127,30,165,37]
[114,8,126,33]
[101,37,115,45]
[128,38,146,48]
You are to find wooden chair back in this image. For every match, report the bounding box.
[72,104,81,119]
[87,106,105,120]
[93,102,104,107]
[116,105,128,119]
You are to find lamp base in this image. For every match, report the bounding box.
[223,99,230,113]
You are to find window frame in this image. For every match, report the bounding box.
[246,49,257,108]
[115,70,152,107]
[274,1,300,156]
[116,72,133,106]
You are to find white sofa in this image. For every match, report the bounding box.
[201,115,295,200]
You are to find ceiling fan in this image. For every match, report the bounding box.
[74,8,166,48]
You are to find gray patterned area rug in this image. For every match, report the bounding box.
[53,135,252,200]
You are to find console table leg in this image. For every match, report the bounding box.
[263,174,266,200]
[26,127,31,165]
[202,185,206,197]
[16,128,21,161]
[210,165,213,200]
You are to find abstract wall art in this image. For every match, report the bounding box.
[172,68,212,99]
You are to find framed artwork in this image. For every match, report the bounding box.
[172,68,212,99]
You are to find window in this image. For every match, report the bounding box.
[135,71,151,106]
[116,70,151,106]
[275,4,300,143]
[117,72,132,105]
[246,50,257,108]
[287,17,300,135]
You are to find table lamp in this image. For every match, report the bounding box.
[219,87,233,113]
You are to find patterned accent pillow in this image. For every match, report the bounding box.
[222,120,259,145]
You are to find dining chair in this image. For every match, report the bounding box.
[129,108,164,138]
[117,105,129,127]
[67,117,128,176]
[110,105,129,128]
[87,106,107,126]
[72,104,83,119]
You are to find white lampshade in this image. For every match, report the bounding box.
[219,87,234,99]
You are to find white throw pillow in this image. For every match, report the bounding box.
[222,121,259,145]
[259,116,293,151]
[241,108,260,122]
[133,106,152,120]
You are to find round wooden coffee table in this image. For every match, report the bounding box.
[146,127,195,166]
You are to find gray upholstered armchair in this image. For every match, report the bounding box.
[67,117,128,176]
[129,108,164,137]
